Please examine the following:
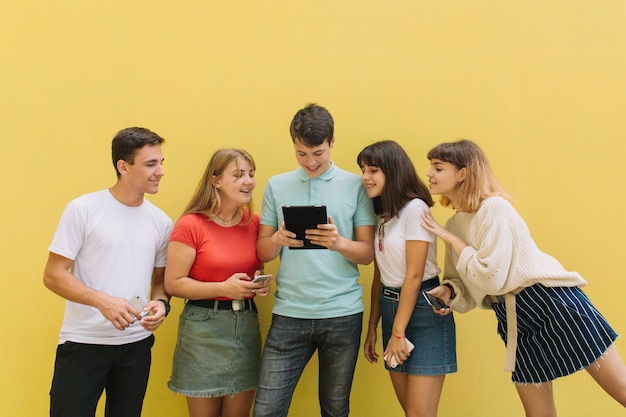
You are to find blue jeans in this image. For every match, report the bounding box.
[253,313,363,417]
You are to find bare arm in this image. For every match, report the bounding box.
[384,240,429,366]
[164,241,270,300]
[140,267,168,331]
[363,262,382,363]
[43,252,140,331]
[256,224,283,263]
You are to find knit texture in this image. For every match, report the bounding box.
[442,196,587,313]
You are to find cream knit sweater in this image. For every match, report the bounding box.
[443,196,587,313]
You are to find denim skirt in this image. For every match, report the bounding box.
[380,278,457,375]
[168,301,262,397]
[492,284,618,384]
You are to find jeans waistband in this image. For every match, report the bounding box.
[188,298,257,312]
[382,276,440,301]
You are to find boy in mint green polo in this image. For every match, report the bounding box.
[254,103,375,417]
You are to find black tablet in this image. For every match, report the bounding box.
[282,205,328,250]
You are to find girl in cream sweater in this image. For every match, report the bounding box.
[421,139,626,417]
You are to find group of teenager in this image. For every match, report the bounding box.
[44,103,626,417]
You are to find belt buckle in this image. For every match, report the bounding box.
[382,287,399,301]
[232,299,244,311]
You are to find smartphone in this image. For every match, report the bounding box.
[384,337,416,368]
[252,274,271,283]
[128,296,149,319]
[423,292,448,309]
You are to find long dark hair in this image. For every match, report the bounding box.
[357,140,433,217]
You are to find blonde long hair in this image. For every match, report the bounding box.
[182,148,255,223]
[427,139,510,212]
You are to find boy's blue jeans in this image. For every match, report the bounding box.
[253,312,363,417]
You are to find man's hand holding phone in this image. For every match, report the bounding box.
[128,296,149,321]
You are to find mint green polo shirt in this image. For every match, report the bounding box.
[260,162,375,319]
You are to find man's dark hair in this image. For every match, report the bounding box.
[289,103,334,146]
[111,127,165,178]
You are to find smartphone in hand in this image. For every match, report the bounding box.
[251,274,271,283]
[384,338,415,368]
[128,296,149,319]
[423,292,448,309]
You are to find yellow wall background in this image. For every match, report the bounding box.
[2,1,625,416]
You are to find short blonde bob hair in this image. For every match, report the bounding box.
[426,139,510,213]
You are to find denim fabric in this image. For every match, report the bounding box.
[253,313,363,417]
[168,301,261,397]
[380,282,457,375]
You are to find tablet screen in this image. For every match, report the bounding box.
[282,205,328,249]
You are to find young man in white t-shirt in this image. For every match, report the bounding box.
[43,127,173,417]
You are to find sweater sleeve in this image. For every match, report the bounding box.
[456,197,515,294]
[442,240,477,313]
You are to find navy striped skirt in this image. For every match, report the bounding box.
[492,284,618,384]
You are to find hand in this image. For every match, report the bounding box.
[363,330,379,364]
[304,216,342,251]
[221,273,265,299]
[140,299,168,331]
[98,295,144,331]
[384,335,411,367]
[426,286,454,316]
[420,211,447,239]
[274,222,305,249]
[421,211,469,256]
[250,271,273,297]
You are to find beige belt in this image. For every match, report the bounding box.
[489,288,524,372]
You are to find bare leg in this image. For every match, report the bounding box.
[585,344,626,407]
[187,397,221,417]
[389,372,445,417]
[389,371,408,410]
[187,390,255,417]
[515,381,556,417]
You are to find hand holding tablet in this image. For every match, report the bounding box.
[282,205,328,250]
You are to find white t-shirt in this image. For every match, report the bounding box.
[375,199,440,288]
[48,189,172,345]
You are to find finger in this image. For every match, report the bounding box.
[117,317,129,330]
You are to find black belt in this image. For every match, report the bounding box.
[188,298,257,312]
[382,276,440,301]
